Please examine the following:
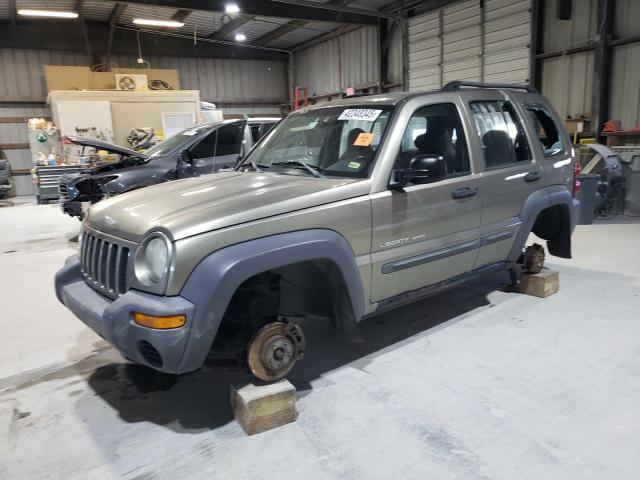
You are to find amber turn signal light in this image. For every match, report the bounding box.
[132,312,186,329]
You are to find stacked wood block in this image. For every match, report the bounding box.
[517,269,559,298]
[231,380,297,435]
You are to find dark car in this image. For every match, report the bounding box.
[59,117,279,217]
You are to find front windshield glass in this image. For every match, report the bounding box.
[241,105,393,178]
[145,124,215,158]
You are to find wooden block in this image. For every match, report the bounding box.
[517,269,559,298]
[231,380,297,435]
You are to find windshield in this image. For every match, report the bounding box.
[240,105,393,178]
[145,124,216,158]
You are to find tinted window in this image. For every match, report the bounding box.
[525,105,566,157]
[191,123,243,159]
[397,103,470,176]
[250,123,275,143]
[470,101,531,168]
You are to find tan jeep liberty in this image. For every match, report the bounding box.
[55,81,580,381]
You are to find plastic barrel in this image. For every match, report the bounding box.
[577,174,601,224]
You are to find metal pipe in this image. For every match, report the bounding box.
[114,26,291,54]
[269,0,398,20]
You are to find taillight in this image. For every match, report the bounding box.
[573,161,581,197]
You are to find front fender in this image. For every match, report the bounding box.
[101,166,174,195]
[176,229,365,372]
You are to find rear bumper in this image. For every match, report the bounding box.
[55,255,196,373]
[571,198,580,232]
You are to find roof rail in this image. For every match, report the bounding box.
[442,80,538,93]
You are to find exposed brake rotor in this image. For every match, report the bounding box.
[247,321,305,382]
[523,243,545,274]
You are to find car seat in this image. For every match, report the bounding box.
[482,130,515,167]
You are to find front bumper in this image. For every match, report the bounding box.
[55,255,196,373]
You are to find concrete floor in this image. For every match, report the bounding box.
[1,198,640,480]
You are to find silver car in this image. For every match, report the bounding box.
[55,81,580,382]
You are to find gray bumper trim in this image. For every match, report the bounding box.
[55,255,195,374]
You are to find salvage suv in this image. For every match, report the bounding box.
[55,81,580,382]
[59,118,278,218]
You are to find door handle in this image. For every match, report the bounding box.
[451,186,478,199]
[524,171,541,182]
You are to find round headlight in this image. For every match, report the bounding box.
[136,234,170,285]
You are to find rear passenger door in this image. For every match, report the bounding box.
[462,91,539,268]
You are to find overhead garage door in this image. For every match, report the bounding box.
[409,0,531,91]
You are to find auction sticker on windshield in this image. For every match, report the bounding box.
[338,109,382,122]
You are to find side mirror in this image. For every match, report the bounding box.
[180,149,193,164]
[392,154,446,188]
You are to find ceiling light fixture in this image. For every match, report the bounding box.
[133,18,185,28]
[225,3,241,14]
[235,33,247,42]
[17,9,78,18]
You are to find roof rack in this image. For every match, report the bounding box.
[442,80,538,93]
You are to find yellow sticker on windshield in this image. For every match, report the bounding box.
[348,161,361,169]
[354,132,374,147]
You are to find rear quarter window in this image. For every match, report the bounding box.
[523,104,566,158]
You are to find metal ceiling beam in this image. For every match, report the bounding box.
[8,0,16,26]
[108,2,127,25]
[106,0,379,25]
[252,19,308,46]
[208,15,254,40]
[105,3,128,70]
[74,0,86,16]
[291,23,361,51]
[0,21,288,61]
[171,9,192,23]
[250,0,358,47]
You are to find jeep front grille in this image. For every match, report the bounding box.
[80,231,132,298]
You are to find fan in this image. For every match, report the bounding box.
[118,76,136,90]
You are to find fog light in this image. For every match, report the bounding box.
[132,312,186,329]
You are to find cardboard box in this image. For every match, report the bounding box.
[44,66,181,92]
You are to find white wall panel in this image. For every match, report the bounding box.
[541,51,594,120]
[408,11,440,91]
[293,26,379,97]
[610,42,640,130]
[408,0,530,92]
[543,0,597,53]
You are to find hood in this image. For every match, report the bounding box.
[86,171,367,242]
[66,136,148,159]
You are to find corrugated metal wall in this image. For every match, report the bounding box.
[610,0,640,129]
[293,26,380,97]
[540,51,594,120]
[539,0,597,120]
[0,49,287,104]
[0,48,288,196]
[540,0,640,129]
[408,0,530,91]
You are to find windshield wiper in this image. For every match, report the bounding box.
[250,161,269,172]
[271,160,324,178]
[239,161,270,172]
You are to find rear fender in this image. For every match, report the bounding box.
[509,185,578,261]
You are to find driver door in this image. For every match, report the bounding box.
[370,102,483,302]
[184,122,246,176]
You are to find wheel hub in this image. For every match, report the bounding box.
[247,321,305,382]
[523,243,545,274]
